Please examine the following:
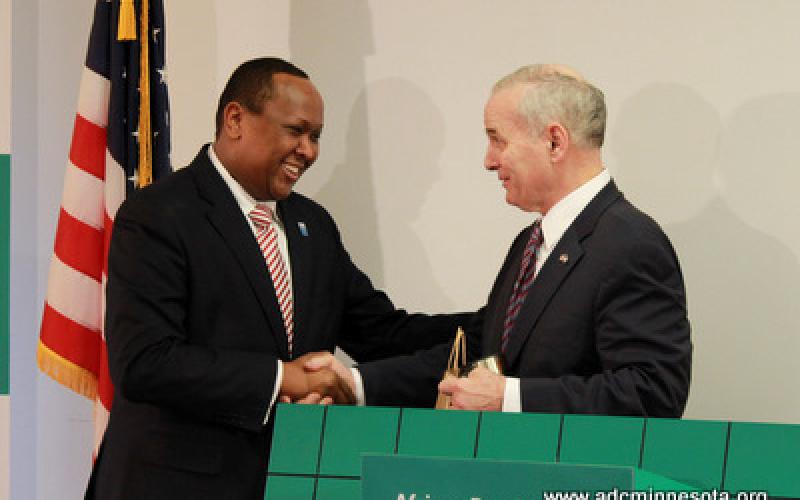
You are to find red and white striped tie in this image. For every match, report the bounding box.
[249,205,294,356]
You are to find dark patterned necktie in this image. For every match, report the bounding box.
[501,219,543,354]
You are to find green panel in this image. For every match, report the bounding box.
[560,415,643,467]
[315,478,361,500]
[318,405,399,477]
[725,422,800,497]
[635,469,699,492]
[641,418,728,490]
[263,475,315,500]
[397,408,480,459]
[268,404,325,475]
[476,412,561,462]
[0,154,8,395]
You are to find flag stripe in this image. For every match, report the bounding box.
[61,160,105,230]
[39,305,102,372]
[96,342,113,409]
[76,67,110,127]
[102,213,114,268]
[69,114,107,180]
[53,208,104,282]
[45,255,102,332]
[92,400,109,450]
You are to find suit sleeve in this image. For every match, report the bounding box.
[355,308,485,408]
[519,231,692,417]
[105,201,276,432]
[308,205,470,363]
[353,227,525,408]
[337,263,471,360]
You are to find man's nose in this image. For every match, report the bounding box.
[296,135,317,160]
[484,151,498,170]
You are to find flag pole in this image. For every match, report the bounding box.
[138,0,152,188]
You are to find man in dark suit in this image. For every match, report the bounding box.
[344,64,691,417]
[85,58,464,500]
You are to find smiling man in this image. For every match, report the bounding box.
[438,64,691,415]
[84,58,465,500]
[350,64,692,419]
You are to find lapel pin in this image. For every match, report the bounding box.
[559,253,569,264]
[298,222,308,237]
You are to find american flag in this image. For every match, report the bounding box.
[37,0,170,455]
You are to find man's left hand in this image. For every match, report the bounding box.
[438,366,506,411]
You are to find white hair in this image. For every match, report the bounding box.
[493,64,606,148]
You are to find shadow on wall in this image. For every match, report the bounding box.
[289,2,454,364]
[612,84,800,423]
[333,78,453,311]
[288,0,384,285]
[289,1,454,313]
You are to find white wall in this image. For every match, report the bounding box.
[32,7,96,497]
[171,0,800,424]
[13,0,800,498]
[9,2,38,498]
[0,0,9,153]
[11,1,95,499]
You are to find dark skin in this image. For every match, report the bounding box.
[281,353,355,405]
[215,73,324,202]
[215,74,353,405]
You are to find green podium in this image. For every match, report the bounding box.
[265,404,800,499]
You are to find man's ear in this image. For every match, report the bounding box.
[222,101,245,140]
[546,122,569,163]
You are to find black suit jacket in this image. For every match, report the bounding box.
[86,146,464,500]
[360,181,691,417]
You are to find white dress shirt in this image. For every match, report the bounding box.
[208,145,290,423]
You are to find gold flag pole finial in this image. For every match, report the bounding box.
[117,0,137,41]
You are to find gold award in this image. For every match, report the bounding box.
[467,354,503,376]
[434,327,467,409]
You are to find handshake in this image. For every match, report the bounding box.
[278,352,356,405]
[276,350,508,411]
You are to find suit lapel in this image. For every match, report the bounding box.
[484,232,526,356]
[190,146,290,358]
[502,180,623,369]
[502,232,584,368]
[277,198,312,357]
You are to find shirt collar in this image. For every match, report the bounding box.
[207,144,279,222]
[539,169,611,252]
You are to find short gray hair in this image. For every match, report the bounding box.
[493,64,606,148]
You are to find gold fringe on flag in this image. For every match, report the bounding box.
[37,341,98,400]
[138,0,153,187]
[117,0,137,41]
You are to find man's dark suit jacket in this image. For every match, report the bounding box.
[360,180,691,417]
[85,146,464,500]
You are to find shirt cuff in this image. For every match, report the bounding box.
[264,360,283,425]
[502,376,521,412]
[351,367,366,406]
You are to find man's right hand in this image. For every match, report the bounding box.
[280,352,356,404]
